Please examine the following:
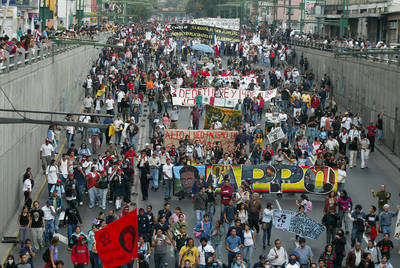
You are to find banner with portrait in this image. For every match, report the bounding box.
[173,165,206,194]
[204,105,242,130]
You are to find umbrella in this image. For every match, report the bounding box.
[191,43,215,54]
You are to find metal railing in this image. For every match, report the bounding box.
[0,34,108,74]
[289,38,400,65]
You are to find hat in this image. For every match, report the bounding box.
[166,158,171,161]
[277,157,283,162]
[46,199,52,205]
[69,173,74,177]
[259,255,266,260]
[57,179,62,183]
[101,170,107,175]
[45,138,50,142]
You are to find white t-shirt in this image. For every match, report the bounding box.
[163,164,173,179]
[40,143,54,157]
[279,113,287,122]
[59,159,68,178]
[117,91,125,103]
[337,169,347,184]
[42,205,55,220]
[114,119,124,131]
[23,179,32,192]
[243,230,254,246]
[46,165,58,184]
[198,244,215,265]
[105,98,115,110]
[83,97,93,108]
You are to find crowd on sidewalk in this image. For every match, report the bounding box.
[7,20,397,268]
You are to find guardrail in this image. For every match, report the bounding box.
[289,39,400,65]
[0,34,108,74]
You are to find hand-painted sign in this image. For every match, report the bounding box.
[206,164,337,194]
[164,129,238,151]
[171,87,276,107]
[204,105,242,130]
[273,210,325,240]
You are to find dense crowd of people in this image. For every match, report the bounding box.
[8,20,398,268]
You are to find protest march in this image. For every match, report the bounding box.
[8,15,400,268]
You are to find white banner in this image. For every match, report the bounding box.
[171,87,276,107]
[191,18,240,31]
[267,127,285,144]
[394,213,400,239]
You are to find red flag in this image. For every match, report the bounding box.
[95,209,138,268]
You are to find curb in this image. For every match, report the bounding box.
[375,145,400,172]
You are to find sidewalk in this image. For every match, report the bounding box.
[376,143,400,172]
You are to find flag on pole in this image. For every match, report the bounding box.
[95,209,139,268]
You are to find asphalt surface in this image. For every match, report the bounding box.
[12,80,400,267]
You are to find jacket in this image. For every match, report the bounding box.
[71,236,89,264]
[345,249,364,268]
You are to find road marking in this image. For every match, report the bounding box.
[275,199,282,210]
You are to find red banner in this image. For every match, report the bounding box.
[95,209,138,268]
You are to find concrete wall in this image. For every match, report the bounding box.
[0,44,101,236]
[293,46,400,155]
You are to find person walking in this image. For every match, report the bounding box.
[242,223,257,268]
[262,202,274,248]
[17,206,31,247]
[267,239,288,267]
[248,193,262,234]
[378,204,400,235]
[42,200,55,246]
[210,220,224,260]
[71,236,89,268]
[225,228,243,268]
[360,134,370,169]
[29,201,45,252]
[322,207,339,244]
[294,238,313,267]
[162,158,174,201]
[44,236,59,268]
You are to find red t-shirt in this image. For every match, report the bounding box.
[87,172,99,189]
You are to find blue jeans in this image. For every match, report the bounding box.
[88,187,98,208]
[98,188,108,209]
[164,179,173,199]
[377,129,383,140]
[150,168,159,189]
[174,250,180,268]
[212,242,222,260]
[67,224,76,247]
[351,229,363,247]
[129,135,137,150]
[196,210,205,223]
[381,225,391,235]
[115,131,122,145]
[67,133,74,148]
[263,222,272,245]
[149,101,155,113]
[90,251,102,268]
[44,220,54,245]
[243,245,254,268]
[208,205,215,223]
[76,183,85,204]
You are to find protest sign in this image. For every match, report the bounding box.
[164,129,238,151]
[167,24,240,42]
[191,18,240,31]
[171,87,276,107]
[265,113,280,124]
[173,165,206,194]
[95,210,138,268]
[204,105,242,130]
[394,213,400,239]
[267,127,285,144]
[273,210,325,240]
[298,138,310,153]
[206,164,338,194]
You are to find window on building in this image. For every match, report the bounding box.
[388,21,397,30]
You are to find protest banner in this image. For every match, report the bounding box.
[164,129,238,151]
[265,113,281,124]
[204,105,242,130]
[171,87,276,107]
[173,165,206,194]
[95,210,138,268]
[206,164,338,194]
[394,213,400,239]
[273,210,325,240]
[191,18,240,31]
[267,127,285,144]
[167,24,240,42]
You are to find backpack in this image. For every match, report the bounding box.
[42,247,51,263]
[193,221,204,238]
[306,201,312,212]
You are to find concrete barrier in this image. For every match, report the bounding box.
[0,43,102,237]
[292,46,400,156]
